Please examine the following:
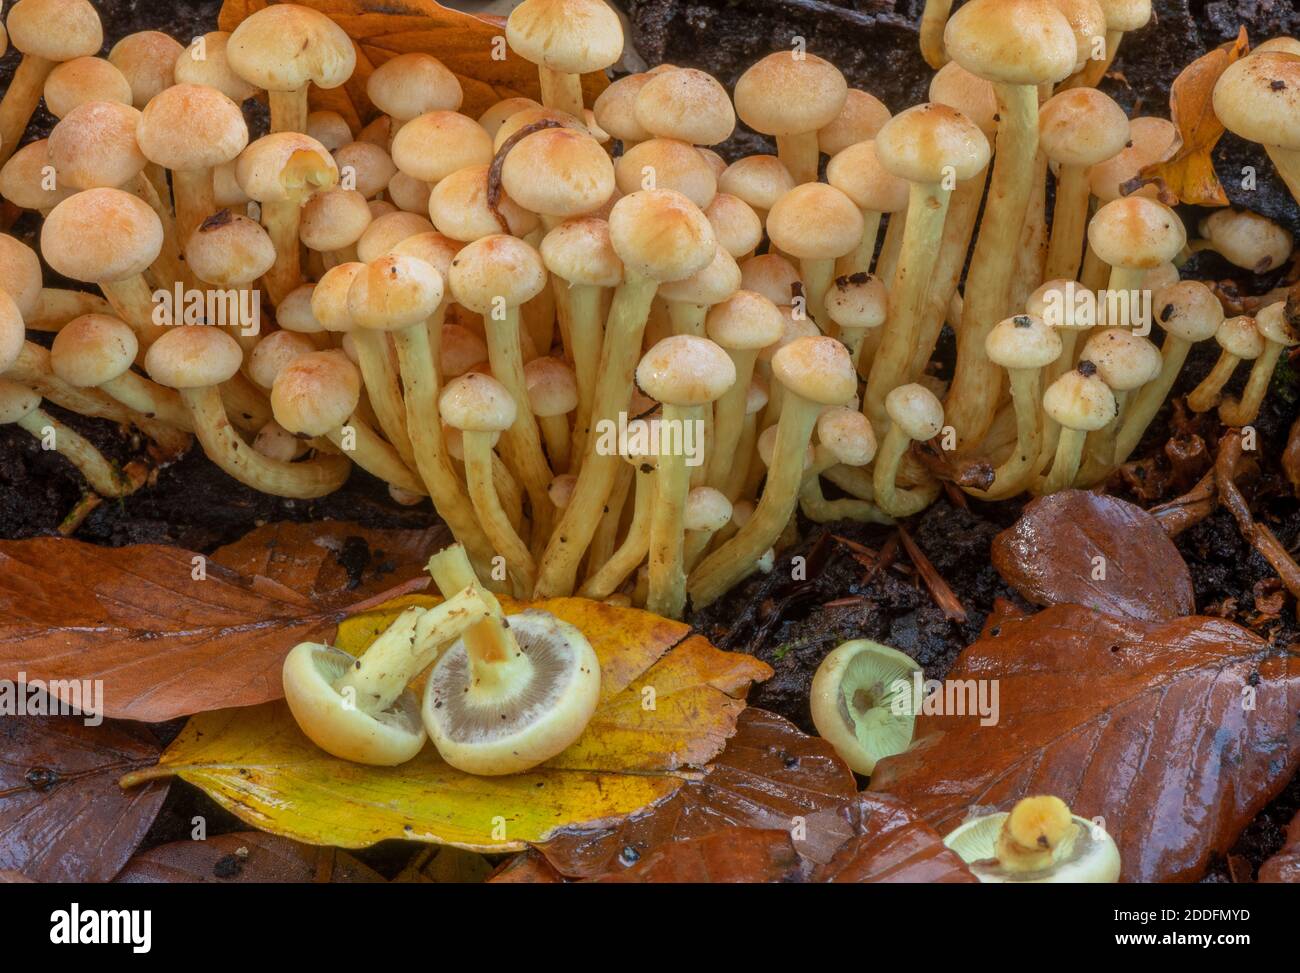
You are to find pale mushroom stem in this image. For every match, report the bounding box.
[333,590,490,715]
[838,210,883,277]
[172,168,216,249]
[1043,164,1091,282]
[260,199,304,304]
[689,394,819,609]
[967,369,1043,500]
[706,349,759,492]
[0,55,55,167]
[866,181,951,430]
[647,402,701,618]
[129,175,189,289]
[1041,426,1087,494]
[391,312,501,580]
[775,132,821,186]
[538,412,571,472]
[1265,147,1300,206]
[1220,343,1285,426]
[182,384,352,498]
[919,0,954,69]
[17,407,135,496]
[800,258,836,334]
[667,300,707,337]
[352,330,417,471]
[943,83,1039,446]
[97,372,192,431]
[872,425,940,516]
[1113,334,1192,465]
[1186,351,1244,413]
[99,276,162,351]
[426,544,524,685]
[538,67,586,119]
[584,461,632,576]
[325,413,426,497]
[269,88,310,136]
[566,283,605,471]
[721,411,759,501]
[464,431,536,596]
[535,272,658,598]
[25,289,113,332]
[579,465,655,600]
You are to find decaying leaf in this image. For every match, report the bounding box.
[0,537,421,722]
[1129,28,1248,206]
[991,490,1195,622]
[118,594,770,852]
[218,0,609,127]
[1258,811,1300,883]
[869,604,1300,883]
[211,521,448,603]
[115,832,384,883]
[0,716,169,882]
[593,828,806,882]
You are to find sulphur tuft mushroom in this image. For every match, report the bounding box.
[810,639,921,775]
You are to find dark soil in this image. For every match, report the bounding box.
[2,0,1297,883]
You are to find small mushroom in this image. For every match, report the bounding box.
[283,587,493,766]
[810,639,921,775]
[108,30,182,108]
[615,136,717,210]
[505,0,623,119]
[365,52,462,130]
[1213,51,1300,204]
[824,272,888,376]
[734,51,848,185]
[525,356,579,472]
[765,183,863,332]
[1038,361,1117,493]
[1219,301,1299,426]
[174,32,258,105]
[1186,314,1266,414]
[578,439,657,600]
[799,406,888,524]
[825,139,910,277]
[43,56,132,118]
[422,544,601,776]
[1076,328,1162,483]
[298,188,372,268]
[943,795,1121,883]
[1192,208,1293,274]
[873,383,944,517]
[717,155,795,225]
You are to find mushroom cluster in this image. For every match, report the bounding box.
[3,1,1296,617]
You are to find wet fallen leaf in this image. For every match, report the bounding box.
[811,794,978,883]
[115,832,384,883]
[1129,28,1248,206]
[218,0,609,127]
[394,845,493,883]
[593,828,806,882]
[1258,811,1300,883]
[0,716,169,882]
[869,604,1300,882]
[120,594,770,852]
[991,490,1194,621]
[211,521,448,603]
[0,537,419,722]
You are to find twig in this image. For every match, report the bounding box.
[1216,430,1300,611]
[1149,470,1216,537]
[896,526,967,623]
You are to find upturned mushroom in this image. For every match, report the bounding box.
[505,0,623,119]
[943,795,1121,883]
[1185,314,1266,414]
[226,3,356,134]
[1220,301,1299,426]
[146,325,350,498]
[1192,208,1293,274]
[636,334,736,618]
[283,587,493,766]
[421,543,601,776]
[690,335,855,608]
[810,639,921,775]
[733,51,848,185]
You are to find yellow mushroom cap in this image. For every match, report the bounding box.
[1151,280,1224,344]
[767,183,864,261]
[49,314,137,388]
[7,0,101,62]
[540,217,624,287]
[1213,314,1266,360]
[347,254,444,331]
[656,246,741,306]
[505,0,624,74]
[226,3,356,92]
[825,273,888,331]
[1254,301,1300,347]
[137,83,249,170]
[366,52,462,121]
[48,100,147,190]
[718,155,795,214]
[608,189,717,283]
[391,110,494,185]
[356,211,435,263]
[985,314,1063,370]
[929,61,999,137]
[772,335,857,406]
[684,486,732,532]
[885,383,945,440]
[739,253,802,307]
[1042,362,1117,431]
[186,210,276,286]
[703,192,763,259]
[428,164,539,243]
[300,188,373,253]
[0,291,23,374]
[1087,196,1187,269]
[109,30,183,107]
[1081,329,1161,390]
[826,140,910,214]
[440,371,518,433]
[145,325,244,389]
[525,356,579,417]
[502,127,615,218]
[236,132,339,204]
[448,234,547,313]
[633,67,736,146]
[271,349,361,436]
[874,102,990,185]
[615,137,717,209]
[1098,0,1151,31]
[0,234,43,319]
[1038,88,1130,168]
[706,289,786,350]
[817,407,877,465]
[41,187,163,282]
[636,334,736,406]
[247,330,317,391]
[818,89,892,157]
[44,56,132,118]
[0,379,40,424]
[174,32,259,103]
[944,0,1077,86]
[734,51,847,136]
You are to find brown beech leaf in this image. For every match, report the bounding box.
[811,794,978,883]
[0,537,408,722]
[211,521,447,604]
[593,828,807,882]
[536,708,859,878]
[1131,27,1248,206]
[218,0,609,127]
[1258,811,1300,883]
[869,604,1300,883]
[0,716,169,882]
[487,850,566,883]
[115,832,384,883]
[991,490,1194,621]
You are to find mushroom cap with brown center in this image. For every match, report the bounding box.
[636,334,736,406]
[1087,196,1187,269]
[1042,364,1117,430]
[593,73,654,145]
[826,140,911,214]
[1213,315,1266,360]
[1038,88,1130,168]
[818,89,892,157]
[607,189,717,283]
[772,335,857,406]
[48,100,147,190]
[885,383,945,440]
[174,32,259,103]
[391,110,494,185]
[734,51,847,137]
[186,210,276,286]
[502,127,616,218]
[347,254,444,332]
[874,103,991,185]
[41,188,163,282]
[271,349,361,436]
[525,356,579,417]
[633,67,736,146]
[766,183,864,261]
[1081,329,1161,390]
[985,314,1064,370]
[440,371,518,433]
[703,192,763,259]
[944,0,1077,87]
[44,57,132,118]
[236,132,339,204]
[367,52,462,121]
[7,0,101,62]
[138,83,249,171]
[145,325,244,389]
[1151,280,1224,343]
[50,314,138,388]
[227,3,356,93]
[825,273,888,330]
[739,254,802,307]
[540,217,624,287]
[505,0,624,74]
[706,289,786,350]
[448,234,548,313]
[356,211,435,263]
[109,31,183,107]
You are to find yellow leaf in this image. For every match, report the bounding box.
[218,0,610,128]
[1132,28,1249,207]
[127,596,771,852]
